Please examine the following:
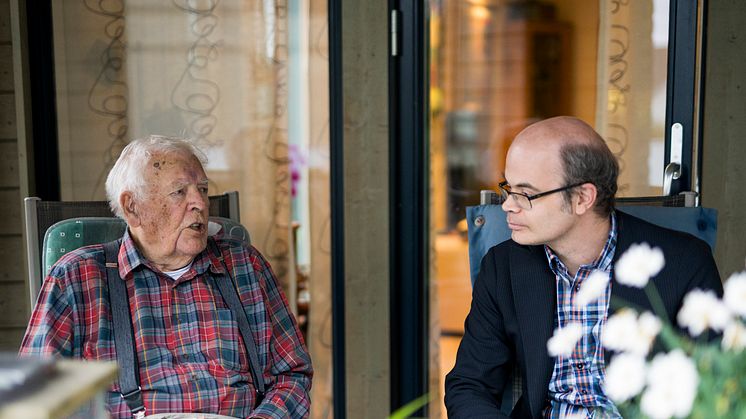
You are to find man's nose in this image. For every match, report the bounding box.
[188,188,208,212]
[502,194,519,213]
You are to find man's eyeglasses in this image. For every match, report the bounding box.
[498,181,587,210]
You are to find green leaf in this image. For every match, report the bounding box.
[389,394,431,419]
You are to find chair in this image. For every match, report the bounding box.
[24,191,243,307]
[465,190,718,414]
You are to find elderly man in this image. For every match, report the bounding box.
[21,135,312,418]
[445,117,722,418]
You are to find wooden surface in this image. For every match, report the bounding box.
[0,359,117,419]
[0,0,26,351]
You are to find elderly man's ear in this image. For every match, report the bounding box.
[573,183,598,215]
[120,192,142,227]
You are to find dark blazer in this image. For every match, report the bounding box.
[444,211,722,418]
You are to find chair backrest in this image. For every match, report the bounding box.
[24,192,242,308]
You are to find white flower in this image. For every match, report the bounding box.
[724,271,746,318]
[574,270,610,307]
[603,310,640,352]
[547,323,583,357]
[615,243,665,288]
[640,349,698,419]
[638,311,663,342]
[676,289,731,337]
[603,309,660,356]
[722,320,746,351]
[604,353,647,403]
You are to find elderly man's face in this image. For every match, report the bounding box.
[127,151,209,271]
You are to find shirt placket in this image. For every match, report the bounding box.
[574,268,594,404]
[555,265,579,406]
[565,270,586,404]
[171,277,203,412]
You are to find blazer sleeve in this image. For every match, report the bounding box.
[444,248,513,419]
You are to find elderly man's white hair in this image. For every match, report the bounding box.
[105,135,208,219]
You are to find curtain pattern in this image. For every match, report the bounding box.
[53,0,295,289]
[596,0,661,197]
[52,1,333,416]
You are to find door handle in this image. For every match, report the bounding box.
[663,162,681,196]
[663,123,683,195]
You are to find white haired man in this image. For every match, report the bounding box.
[21,135,312,418]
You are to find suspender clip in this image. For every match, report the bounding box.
[120,386,146,418]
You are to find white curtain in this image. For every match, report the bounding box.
[596,0,668,196]
[53,0,296,288]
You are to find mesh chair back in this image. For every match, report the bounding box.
[615,191,696,207]
[207,191,241,222]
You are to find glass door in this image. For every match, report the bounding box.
[427,0,701,416]
[47,1,333,417]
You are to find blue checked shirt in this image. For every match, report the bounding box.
[543,213,621,419]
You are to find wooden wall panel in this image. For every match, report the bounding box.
[0,327,25,351]
[0,236,23,283]
[0,45,13,91]
[0,0,9,43]
[0,188,20,234]
[0,93,15,139]
[702,1,746,277]
[0,282,30,327]
[0,141,18,187]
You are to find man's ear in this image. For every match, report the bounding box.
[574,183,598,215]
[120,192,141,227]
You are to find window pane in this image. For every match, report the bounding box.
[429,1,669,416]
[51,1,332,416]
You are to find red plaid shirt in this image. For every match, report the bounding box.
[20,230,312,419]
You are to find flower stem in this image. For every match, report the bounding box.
[644,281,670,325]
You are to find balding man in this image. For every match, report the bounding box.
[21,135,312,419]
[445,117,721,418]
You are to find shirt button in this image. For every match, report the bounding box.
[581,389,588,395]
[575,284,581,292]
[575,363,584,370]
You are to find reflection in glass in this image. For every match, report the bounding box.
[50,1,332,417]
[430,1,669,417]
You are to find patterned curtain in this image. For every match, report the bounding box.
[53,0,295,289]
[596,0,666,197]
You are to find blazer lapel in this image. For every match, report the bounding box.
[606,212,654,364]
[510,244,556,417]
[610,213,654,317]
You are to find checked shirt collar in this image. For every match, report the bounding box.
[116,229,227,283]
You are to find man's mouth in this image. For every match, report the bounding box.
[188,222,205,232]
[506,218,524,230]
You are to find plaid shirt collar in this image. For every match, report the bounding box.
[117,229,226,281]
[544,211,618,275]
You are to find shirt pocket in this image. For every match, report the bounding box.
[208,307,243,372]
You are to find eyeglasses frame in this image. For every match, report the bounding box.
[498,180,588,209]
